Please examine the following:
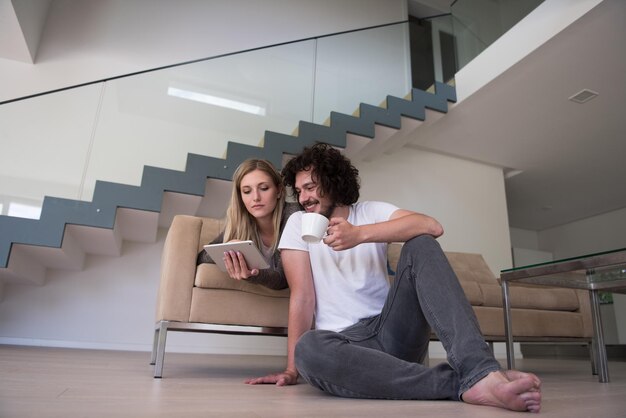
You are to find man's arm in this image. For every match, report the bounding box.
[325,209,443,251]
[245,249,315,385]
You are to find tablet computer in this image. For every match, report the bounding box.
[202,240,269,272]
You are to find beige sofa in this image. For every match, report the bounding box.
[152,215,592,377]
[387,244,593,343]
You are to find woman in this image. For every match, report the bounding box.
[197,158,300,290]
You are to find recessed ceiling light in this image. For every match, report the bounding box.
[568,89,598,104]
[167,87,266,116]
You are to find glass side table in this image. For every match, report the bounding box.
[500,248,626,383]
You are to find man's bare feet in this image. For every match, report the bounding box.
[461,370,541,413]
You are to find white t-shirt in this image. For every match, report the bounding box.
[279,201,399,332]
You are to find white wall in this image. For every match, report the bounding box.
[512,207,626,262]
[538,208,626,260]
[358,148,512,274]
[510,227,539,250]
[511,248,552,268]
[0,228,289,354]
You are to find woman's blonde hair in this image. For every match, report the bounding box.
[223,159,285,253]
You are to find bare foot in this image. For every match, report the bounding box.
[503,369,542,389]
[461,370,542,413]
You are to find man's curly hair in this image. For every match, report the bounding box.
[282,143,360,205]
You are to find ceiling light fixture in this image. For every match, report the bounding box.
[568,89,599,104]
[167,87,266,116]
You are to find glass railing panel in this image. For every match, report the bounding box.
[1,22,414,215]
[0,84,103,218]
[451,0,545,70]
[415,14,456,88]
[82,41,316,200]
[314,23,411,123]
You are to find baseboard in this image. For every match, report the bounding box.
[521,343,626,361]
[428,341,523,360]
[0,337,152,352]
[0,335,289,356]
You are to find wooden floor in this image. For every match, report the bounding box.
[2,345,626,417]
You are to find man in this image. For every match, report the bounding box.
[247,143,541,413]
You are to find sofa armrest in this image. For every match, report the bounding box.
[575,289,594,338]
[155,215,204,322]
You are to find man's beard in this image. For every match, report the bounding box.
[320,202,336,219]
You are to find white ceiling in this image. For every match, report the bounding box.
[1,0,623,232]
[405,0,626,231]
[0,0,51,63]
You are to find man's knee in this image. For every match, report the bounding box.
[295,330,318,360]
[295,330,329,374]
[402,234,441,255]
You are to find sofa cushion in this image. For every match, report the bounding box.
[473,306,587,338]
[197,217,226,252]
[459,281,484,305]
[480,283,580,311]
[195,263,290,298]
[445,251,498,285]
[190,288,289,328]
[387,243,403,274]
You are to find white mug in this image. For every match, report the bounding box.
[301,212,329,243]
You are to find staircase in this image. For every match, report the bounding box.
[0,83,456,300]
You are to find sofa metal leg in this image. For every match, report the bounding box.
[154,321,169,378]
[589,340,598,376]
[150,326,159,365]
